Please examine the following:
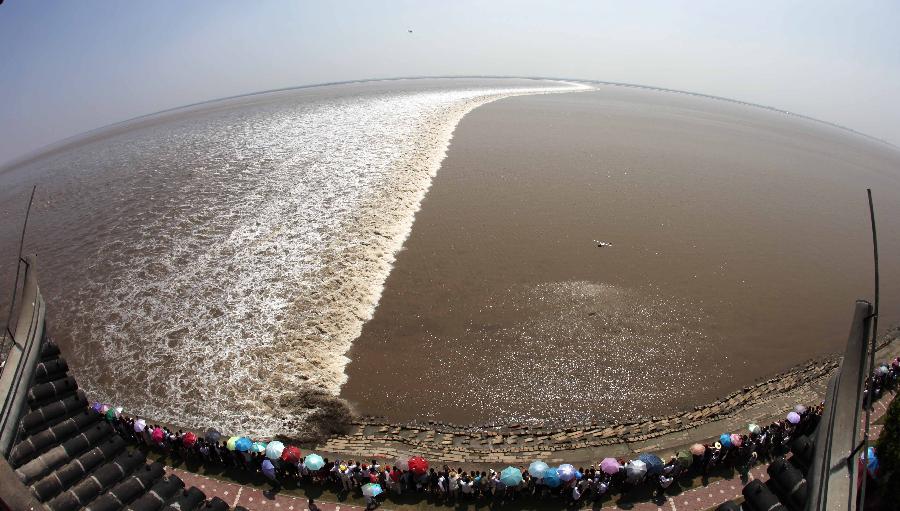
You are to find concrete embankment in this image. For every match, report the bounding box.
[303,328,899,467]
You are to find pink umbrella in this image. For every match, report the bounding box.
[151,428,165,443]
[600,457,621,475]
[787,412,801,424]
[689,443,705,456]
[730,434,743,447]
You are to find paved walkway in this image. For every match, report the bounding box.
[166,390,894,511]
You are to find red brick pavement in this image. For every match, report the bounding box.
[166,393,894,511]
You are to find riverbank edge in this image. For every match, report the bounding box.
[296,328,899,467]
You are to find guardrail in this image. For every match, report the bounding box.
[806,300,873,511]
[0,255,46,457]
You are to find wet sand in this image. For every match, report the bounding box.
[341,85,900,426]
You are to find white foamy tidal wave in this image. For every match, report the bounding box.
[73,80,589,436]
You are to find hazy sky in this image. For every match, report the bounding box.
[1,0,898,165]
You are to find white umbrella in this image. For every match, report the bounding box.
[265,440,285,460]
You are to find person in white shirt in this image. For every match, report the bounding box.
[571,485,582,502]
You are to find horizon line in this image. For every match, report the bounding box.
[2,74,897,172]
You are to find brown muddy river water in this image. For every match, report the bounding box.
[1,79,899,434]
[341,86,900,426]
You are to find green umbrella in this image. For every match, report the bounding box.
[676,450,693,467]
[105,408,117,421]
[226,436,239,451]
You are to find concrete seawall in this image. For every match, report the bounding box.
[300,327,898,466]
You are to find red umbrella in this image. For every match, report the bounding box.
[281,445,302,464]
[408,456,429,475]
[182,431,198,447]
[151,428,165,443]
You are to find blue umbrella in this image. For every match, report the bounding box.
[861,447,878,476]
[362,483,384,497]
[719,433,733,448]
[235,436,252,452]
[542,467,562,488]
[500,466,523,487]
[528,460,549,478]
[304,453,325,470]
[638,454,664,475]
[261,459,276,479]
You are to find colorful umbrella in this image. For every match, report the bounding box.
[676,450,693,468]
[861,447,878,476]
[205,428,221,443]
[92,402,103,413]
[266,441,285,460]
[105,408,117,421]
[500,466,523,487]
[226,436,239,451]
[362,483,384,497]
[600,457,621,475]
[282,445,302,464]
[304,453,325,470]
[182,431,198,447]
[250,441,267,453]
[690,443,706,456]
[99,404,110,414]
[719,433,733,448]
[787,412,801,424]
[262,459,277,479]
[151,428,165,443]
[730,434,743,447]
[528,460,549,478]
[748,423,761,435]
[625,460,647,482]
[542,468,562,487]
[408,456,429,475]
[133,419,146,433]
[638,454,664,475]
[557,464,577,481]
[876,365,890,375]
[235,437,252,452]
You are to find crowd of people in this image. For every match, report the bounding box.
[96,356,900,508]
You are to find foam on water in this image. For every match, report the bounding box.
[60,80,590,436]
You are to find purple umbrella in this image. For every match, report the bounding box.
[92,402,103,413]
[787,412,801,424]
[262,459,276,479]
[600,457,622,475]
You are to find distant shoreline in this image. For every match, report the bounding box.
[4,75,896,173]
